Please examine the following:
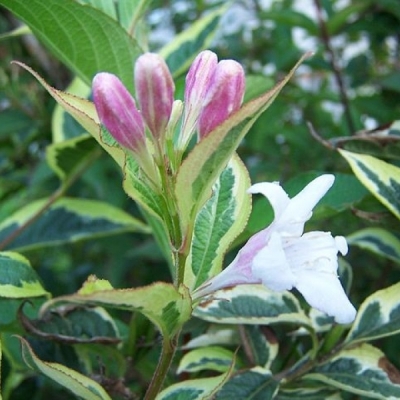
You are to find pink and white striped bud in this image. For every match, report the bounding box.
[135,53,174,141]
[93,72,145,152]
[180,50,218,147]
[198,60,245,139]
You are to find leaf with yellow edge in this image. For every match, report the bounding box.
[18,337,111,400]
[345,282,400,344]
[339,149,400,219]
[156,366,233,400]
[40,276,192,338]
[0,252,49,298]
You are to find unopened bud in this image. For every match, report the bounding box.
[198,60,245,139]
[135,53,174,141]
[93,72,145,152]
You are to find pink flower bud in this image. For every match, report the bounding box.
[180,50,218,146]
[93,72,145,152]
[198,60,245,138]
[135,53,174,140]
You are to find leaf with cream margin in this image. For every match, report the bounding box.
[0,197,148,252]
[159,7,226,77]
[156,369,232,400]
[0,252,49,299]
[193,285,311,327]
[184,155,251,290]
[18,337,111,400]
[175,53,312,235]
[40,276,192,339]
[304,343,400,399]
[339,149,400,220]
[215,367,279,400]
[345,282,400,344]
[347,227,400,266]
[177,346,235,374]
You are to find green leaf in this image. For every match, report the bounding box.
[156,370,231,400]
[276,388,343,400]
[345,282,400,344]
[215,367,279,400]
[175,53,311,235]
[40,276,192,339]
[0,252,48,298]
[327,2,373,34]
[18,337,111,400]
[339,150,400,219]
[116,0,151,33]
[78,0,117,20]
[347,227,400,266]
[262,9,317,34]
[184,156,251,290]
[46,134,101,182]
[304,343,400,399]
[177,346,235,374]
[0,0,142,90]
[159,7,226,77]
[193,285,311,327]
[0,197,148,251]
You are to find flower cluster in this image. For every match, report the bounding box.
[92,51,356,325]
[194,175,356,324]
[92,50,245,178]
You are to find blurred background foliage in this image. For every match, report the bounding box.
[1,0,400,397]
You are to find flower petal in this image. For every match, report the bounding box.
[295,270,356,324]
[247,182,290,222]
[252,232,297,291]
[278,175,334,236]
[284,231,355,324]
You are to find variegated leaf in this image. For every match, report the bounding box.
[304,343,400,399]
[339,150,400,219]
[159,7,226,77]
[241,325,278,369]
[215,367,279,400]
[156,370,231,400]
[177,346,235,374]
[184,155,251,290]
[276,388,343,399]
[0,197,148,251]
[347,227,400,265]
[345,282,400,344]
[193,285,311,327]
[40,276,192,339]
[0,252,48,298]
[18,337,111,400]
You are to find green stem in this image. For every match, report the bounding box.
[144,334,178,400]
